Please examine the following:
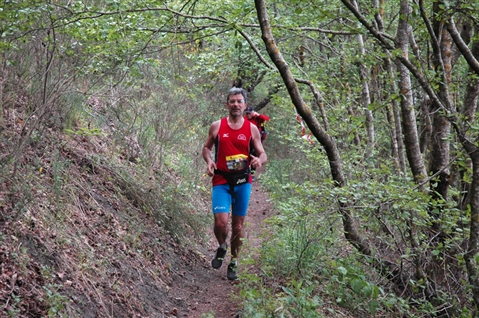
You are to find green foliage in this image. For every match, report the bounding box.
[42,284,70,317]
[279,280,322,317]
[2,0,479,315]
[245,105,443,316]
[242,165,424,316]
[326,263,384,315]
[261,201,334,277]
[238,272,278,317]
[201,311,216,318]
[240,277,322,317]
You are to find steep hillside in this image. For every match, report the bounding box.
[0,107,213,316]
[0,98,281,317]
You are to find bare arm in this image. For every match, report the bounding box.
[202,121,220,176]
[250,124,267,169]
[254,112,270,122]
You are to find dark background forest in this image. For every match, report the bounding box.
[2,0,479,317]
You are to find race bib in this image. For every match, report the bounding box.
[226,154,248,171]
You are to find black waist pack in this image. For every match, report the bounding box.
[214,168,251,197]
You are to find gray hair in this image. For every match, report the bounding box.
[227,87,247,103]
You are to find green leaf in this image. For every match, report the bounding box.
[368,300,380,315]
[363,285,372,298]
[337,266,347,275]
[351,278,363,294]
[372,286,380,299]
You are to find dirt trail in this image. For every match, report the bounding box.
[175,176,273,318]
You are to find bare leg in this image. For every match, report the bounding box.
[230,215,245,259]
[213,213,229,246]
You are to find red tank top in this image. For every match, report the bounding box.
[212,117,253,186]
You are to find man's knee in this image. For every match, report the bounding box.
[215,219,228,228]
[231,222,244,234]
[214,213,229,227]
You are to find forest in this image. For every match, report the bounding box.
[2,0,479,317]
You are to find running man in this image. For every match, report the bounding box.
[202,87,267,280]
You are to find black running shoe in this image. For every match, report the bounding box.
[227,260,238,280]
[211,245,227,269]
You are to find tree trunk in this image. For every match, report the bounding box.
[395,0,427,184]
[450,22,479,311]
[295,78,330,131]
[457,136,479,311]
[254,0,371,255]
[419,95,432,155]
[373,0,406,174]
[354,0,374,159]
[429,1,453,207]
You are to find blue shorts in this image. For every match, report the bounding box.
[212,183,252,217]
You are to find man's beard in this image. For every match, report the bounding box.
[230,109,242,117]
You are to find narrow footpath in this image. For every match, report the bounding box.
[173,177,274,318]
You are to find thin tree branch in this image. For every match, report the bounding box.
[340,0,450,117]
[235,28,274,70]
[295,78,330,131]
[447,17,479,76]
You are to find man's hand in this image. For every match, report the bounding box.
[206,161,217,176]
[250,155,262,169]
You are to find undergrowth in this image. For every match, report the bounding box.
[234,122,417,317]
[237,128,475,317]
[238,165,412,317]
